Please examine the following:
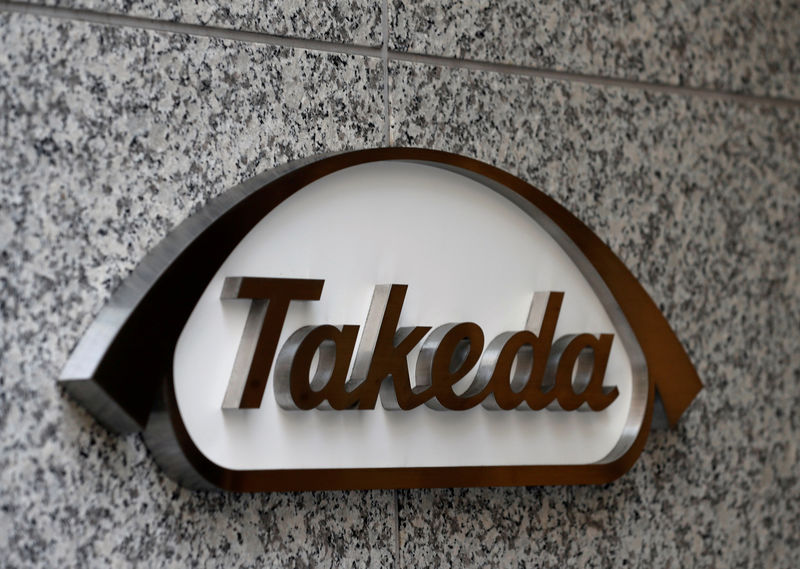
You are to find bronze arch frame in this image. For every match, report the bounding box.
[60,147,702,491]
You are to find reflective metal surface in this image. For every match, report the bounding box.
[220,277,325,409]
[59,147,702,490]
[479,291,563,411]
[274,325,359,410]
[59,153,335,432]
[415,322,485,410]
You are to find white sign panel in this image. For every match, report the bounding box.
[60,148,702,491]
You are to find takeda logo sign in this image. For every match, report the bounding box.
[60,148,702,491]
[220,281,617,414]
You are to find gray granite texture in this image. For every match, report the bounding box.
[391,62,800,568]
[17,0,382,44]
[0,11,391,568]
[390,0,800,99]
[2,0,800,566]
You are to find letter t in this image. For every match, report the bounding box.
[220,277,324,409]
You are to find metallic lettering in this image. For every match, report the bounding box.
[221,277,324,409]
[221,278,618,413]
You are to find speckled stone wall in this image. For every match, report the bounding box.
[1,1,798,567]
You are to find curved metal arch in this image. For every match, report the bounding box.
[60,147,702,491]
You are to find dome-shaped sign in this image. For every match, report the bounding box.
[60,148,702,491]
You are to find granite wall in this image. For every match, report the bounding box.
[1,1,798,567]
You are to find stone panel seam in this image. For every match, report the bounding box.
[0,1,383,58]
[3,1,799,110]
[393,489,401,568]
[382,0,391,146]
[390,50,800,110]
